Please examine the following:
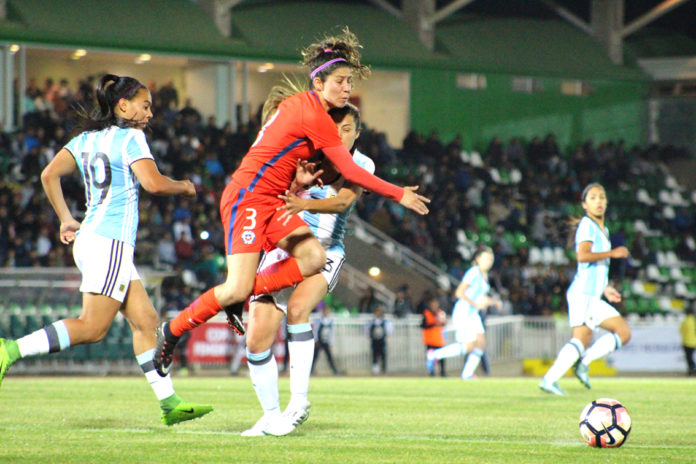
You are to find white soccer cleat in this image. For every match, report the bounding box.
[241,414,276,437]
[263,399,311,436]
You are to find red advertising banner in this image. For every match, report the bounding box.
[187,322,240,364]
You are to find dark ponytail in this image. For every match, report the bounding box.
[73,74,145,134]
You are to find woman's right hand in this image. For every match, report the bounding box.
[399,186,430,215]
[59,219,81,245]
[610,246,629,259]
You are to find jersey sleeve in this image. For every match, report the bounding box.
[575,217,594,248]
[63,134,82,162]
[462,267,478,285]
[124,129,155,165]
[322,145,403,201]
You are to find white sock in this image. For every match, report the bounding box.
[544,338,584,383]
[433,342,465,360]
[17,320,71,358]
[137,348,175,401]
[581,333,621,366]
[287,323,314,407]
[461,348,483,378]
[247,348,280,416]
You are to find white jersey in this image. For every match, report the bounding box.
[300,149,375,254]
[567,216,611,297]
[64,126,154,247]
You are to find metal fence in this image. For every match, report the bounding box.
[312,314,571,375]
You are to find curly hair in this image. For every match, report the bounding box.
[301,27,371,87]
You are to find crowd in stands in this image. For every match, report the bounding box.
[2,76,695,318]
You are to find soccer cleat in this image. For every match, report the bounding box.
[538,379,565,396]
[241,414,275,437]
[461,374,478,381]
[154,322,179,377]
[161,401,213,426]
[263,399,311,436]
[426,349,435,375]
[574,362,591,389]
[223,302,245,336]
[0,338,16,389]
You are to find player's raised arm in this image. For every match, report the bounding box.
[321,144,430,215]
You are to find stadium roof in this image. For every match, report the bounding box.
[0,0,252,58]
[0,0,661,80]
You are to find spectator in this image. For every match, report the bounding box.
[367,306,391,374]
[392,284,414,317]
[421,296,447,377]
[312,303,339,375]
[680,306,696,377]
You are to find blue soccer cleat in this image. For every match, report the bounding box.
[538,379,565,396]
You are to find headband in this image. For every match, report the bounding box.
[309,58,348,80]
[119,82,142,101]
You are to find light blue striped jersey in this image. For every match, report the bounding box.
[64,126,154,247]
[568,216,611,296]
[301,149,375,254]
[453,265,490,320]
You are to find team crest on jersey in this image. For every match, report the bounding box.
[242,230,256,245]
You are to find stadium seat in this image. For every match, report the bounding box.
[553,247,568,265]
[636,188,655,205]
[529,247,541,265]
[459,151,470,164]
[541,247,555,266]
[469,151,483,167]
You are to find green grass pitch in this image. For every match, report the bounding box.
[1,375,694,463]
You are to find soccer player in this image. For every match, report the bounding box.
[154,28,430,376]
[539,183,631,395]
[426,247,502,379]
[240,102,372,437]
[0,74,212,425]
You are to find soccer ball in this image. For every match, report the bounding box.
[578,398,631,448]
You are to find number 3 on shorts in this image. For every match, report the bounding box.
[243,208,257,230]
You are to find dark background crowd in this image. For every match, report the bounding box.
[1,76,695,319]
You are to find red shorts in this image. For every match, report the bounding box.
[219,184,308,255]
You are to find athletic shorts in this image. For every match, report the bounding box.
[72,231,139,303]
[249,247,345,313]
[566,289,620,330]
[219,185,308,255]
[454,312,485,344]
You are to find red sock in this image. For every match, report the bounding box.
[252,257,304,295]
[169,288,222,336]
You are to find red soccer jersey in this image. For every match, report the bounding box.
[230,91,342,195]
[230,91,403,202]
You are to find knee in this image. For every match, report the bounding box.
[300,246,326,276]
[286,303,309,325]
[216,283,252,307]
[245,333,271,354]
[618,327,631,346]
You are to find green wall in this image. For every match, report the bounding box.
[410,69,648,152]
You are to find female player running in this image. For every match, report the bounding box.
[240,102,370,437]
[154,28,429,375]
[0,74,212,425]
[539,183,631,395]
[426,247,501,379]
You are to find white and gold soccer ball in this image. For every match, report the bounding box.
[579,398,631,448]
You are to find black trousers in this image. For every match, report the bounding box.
[372,341,386,372]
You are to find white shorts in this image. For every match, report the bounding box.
[250,247,345,313]
[73,232,140,303]
[454,312,485,344]
[566,289,620,330]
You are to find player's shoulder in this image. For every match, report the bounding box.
[352,149,376,174]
